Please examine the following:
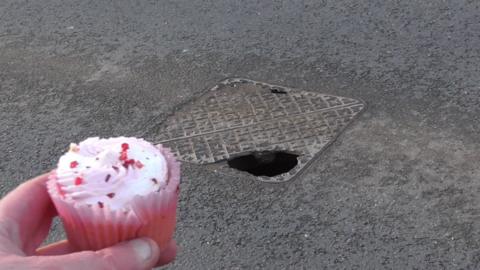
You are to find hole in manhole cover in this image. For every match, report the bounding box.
[151,78,366,182]
[227,151,299,177]
[270,88,287,94]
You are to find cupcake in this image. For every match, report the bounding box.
[47,137,180,251]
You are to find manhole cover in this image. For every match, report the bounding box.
[153,78,365,182]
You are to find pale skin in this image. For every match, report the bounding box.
[0,173,176,270]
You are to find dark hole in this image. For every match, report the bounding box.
[270,88,287,94]
[227,151,298,177]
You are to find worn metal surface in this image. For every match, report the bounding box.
[154,78,365,182]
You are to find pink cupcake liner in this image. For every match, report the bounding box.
[47,145,180,251]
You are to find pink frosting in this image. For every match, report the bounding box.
[53,137,168,210]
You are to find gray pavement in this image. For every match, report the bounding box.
[1,0,480,269]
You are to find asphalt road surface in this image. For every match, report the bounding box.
[1,1,480,269]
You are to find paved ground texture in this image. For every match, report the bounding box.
[1,1,480,269]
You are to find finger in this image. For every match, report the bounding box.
[95,238,161,270]
[25,238,161,270]
[156,239,177,267]
[0,172,57,253]
[37,239,176,266]
[35,240,75,256]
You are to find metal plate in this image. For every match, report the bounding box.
[154,78,365,182]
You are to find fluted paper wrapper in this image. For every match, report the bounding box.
[47,145,180,251]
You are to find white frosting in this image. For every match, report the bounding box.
[55,137,168,210]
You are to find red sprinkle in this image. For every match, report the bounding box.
[121,143,129,151]
[74,177,83,185]
[123,159,135,168]
[98,202,104,208]
[119,151,128,161]
[126,159,135,165]
[105,174,111,182]
[106,193,115,198]
[70,161,79,168]
[135,160,144,169]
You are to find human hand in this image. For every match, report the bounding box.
[0,173,176,270]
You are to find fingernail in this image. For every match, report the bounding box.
[130,239,152,261]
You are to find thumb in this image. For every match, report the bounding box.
[94,238,161,270]
[24,238,160,270]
